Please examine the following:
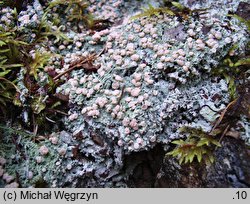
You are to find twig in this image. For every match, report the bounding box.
[218,124,230,145]
[0,77,21,93]
[45,116,56,123]
[211,98,237,132]
[199,104,220,113]
[96,47,106,58]
[53,47,106,81]
[53,57,91,81]
[50,109,69,116]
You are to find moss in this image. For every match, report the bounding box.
[166,126,221,165]
[0,26,27,111]
[47,0,95,29]
[130,1,208,21]
[0,2,69,133]
[130,3,175,20]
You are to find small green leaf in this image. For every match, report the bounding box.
[31,96,46,114]
[224,58,235,67]
[0,40,6,46]
[228,44,239,54]
[234,58,250,67]
[197,138,209,147]
[171,2,185,10]
[210,129,222,136]
[30,51,52,80]
[0,48,10,53]
[166,148,179,157]
[171,139,185,145]
[188,150,195,163]
[210,139,221,147]
[179,156,184,165]
[0,69,11,77]
[208,154,215,164]
[161,8,175,16]
[50,101,61,109]
[6,64,23,68]
[13,97,22,107]
[196,148,202,163]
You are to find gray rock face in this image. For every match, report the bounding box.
[155,138,250,187]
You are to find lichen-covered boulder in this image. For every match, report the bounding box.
[58,1,248,152]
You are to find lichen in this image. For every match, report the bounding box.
[58,2,248,153]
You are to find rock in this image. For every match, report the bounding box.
[235,2,250,20]
[154,138,250,187]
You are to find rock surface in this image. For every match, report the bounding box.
[125,138,250,188]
